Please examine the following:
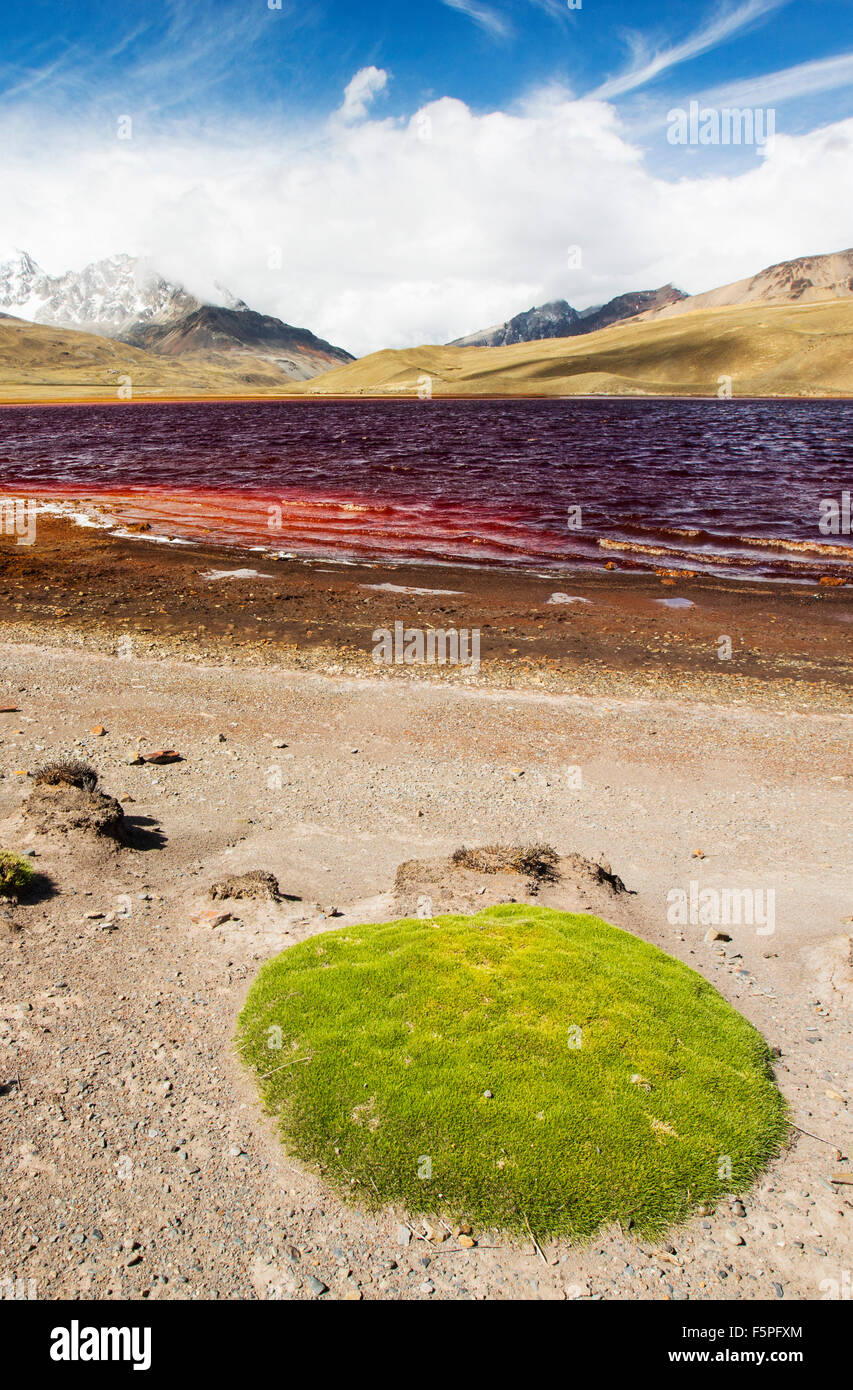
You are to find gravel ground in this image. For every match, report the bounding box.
[0,639,851,1302]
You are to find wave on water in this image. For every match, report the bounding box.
[1,397,851,585]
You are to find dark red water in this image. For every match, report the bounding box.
[1,398,851,582]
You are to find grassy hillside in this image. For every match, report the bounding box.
[2,297,853,402]
[0,314,295,402]
[290,299,853,398]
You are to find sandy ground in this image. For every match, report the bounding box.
[0,633,851,1302]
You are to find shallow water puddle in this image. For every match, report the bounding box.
[199,569,274,580]
[360,582,465,596]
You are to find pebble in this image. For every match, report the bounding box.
[190,909,232,928]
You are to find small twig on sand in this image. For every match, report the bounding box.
[791,1122,847,1159]
[524,1215,548,1265]
[257,1056,313,1080]
[429,1245,500,1254]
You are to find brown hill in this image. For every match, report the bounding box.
[3,288,853,403]
[636,248,853,323]
[289,299,853,398]
[122,305,354,382]
[0,313,300,402]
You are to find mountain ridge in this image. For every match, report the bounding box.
[286,298,853,399]
[0,311,339,401]
[448,248,853,349]
[634,248,853,323]
[450,285,686,347]
[0,251,202,337]
[0,250,353,381]
[3,245,853,401]
[123,305,354,383]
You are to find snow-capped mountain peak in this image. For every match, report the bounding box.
[0,248,355,380]
[0,250,48,320]
[0,250,206,336]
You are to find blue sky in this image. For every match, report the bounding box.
[1,0,852,350]
[3,0,851,136]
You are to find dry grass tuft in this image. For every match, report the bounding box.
[210,870,281,901]
[451,842,561,886]
[33,759,99,792]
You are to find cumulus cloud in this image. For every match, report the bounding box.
[1,73,852,356]
[338,66,389,124]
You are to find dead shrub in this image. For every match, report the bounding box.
[33,760,99,793]
[451,842,561,887]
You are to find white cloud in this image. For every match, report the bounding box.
[0,0,281,114]
[705,49,853,108]
[1,74,852,356]
[439,0,511,40]
[592,0,790,99]
[338,66,389,124]
[526,0,573,17]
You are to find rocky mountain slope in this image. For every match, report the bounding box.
[123,305,354,383]
[580,285,686,333]
[0,251,202,337]
[0,250,353,381]
[450,248,853,348]
[451,300,581,347]
[450,285,685,347]
[636,248,853,323]
[4,245,853,399]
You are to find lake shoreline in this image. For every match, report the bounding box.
[1,511,850,711]
[3,390,853,407]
